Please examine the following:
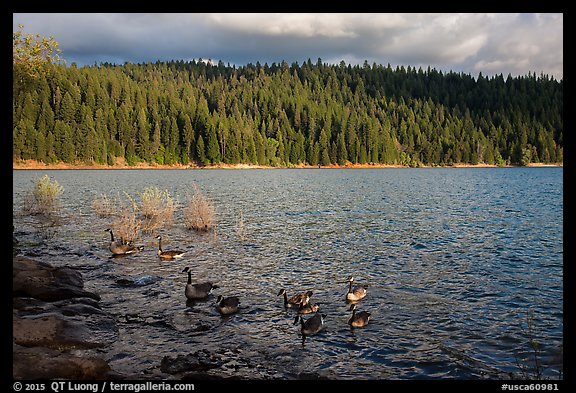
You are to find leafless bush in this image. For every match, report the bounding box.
[184,184,215,231]
[138,186,176,234]
[91,193,118,217]
[110,196,141,245]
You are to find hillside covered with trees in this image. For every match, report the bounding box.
[13,58,563,167]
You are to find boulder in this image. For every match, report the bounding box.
[13,256,100,301]
[13,308,118,349]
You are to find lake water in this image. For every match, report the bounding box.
[12,167,563,380]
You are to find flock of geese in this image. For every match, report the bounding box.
[279,276,372,338]
[105,228,372,337]
[105,228,185,260]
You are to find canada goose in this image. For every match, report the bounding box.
[277,288,313,308]
[294,313,326,336]
[155,235,186,260]
[346,276,367,302]
[348,303,371,327]
[182,267,218,300]
[298,301,321,315]
[105,228,142,255]
[216,295,240,315]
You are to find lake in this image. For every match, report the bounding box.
[12,167,563,380]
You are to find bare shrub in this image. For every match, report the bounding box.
[184,184,215,231]
[138,186,175,234]
[21,174,64,216]
[111,196,141,245]
[92,193,118,217]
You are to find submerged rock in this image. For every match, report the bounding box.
[115,275,162,287]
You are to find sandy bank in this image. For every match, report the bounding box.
[12,159,562,170]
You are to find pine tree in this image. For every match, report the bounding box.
[206,124,221,164]
[336,131,348,165]
[196,134,208,165]
[136,107,151,162]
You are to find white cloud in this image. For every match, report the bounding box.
[208,13,358,38]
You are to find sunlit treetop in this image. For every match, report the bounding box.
[13,24,65,84]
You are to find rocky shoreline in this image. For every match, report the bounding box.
[12,255,328,380]
[13,256,118,379]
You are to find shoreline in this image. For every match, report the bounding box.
[12,160,563,170]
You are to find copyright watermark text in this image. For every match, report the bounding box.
[13,382,195,393]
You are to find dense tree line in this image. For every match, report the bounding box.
[13,58,563,167]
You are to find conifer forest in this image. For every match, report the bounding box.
[13,58,563,167]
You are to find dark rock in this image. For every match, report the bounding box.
[13,343,112,379]
[14,297,103,315]
[13,256,118,379]
[115,275,162,287]
[297,371,330,380]
[181,372,231,380]
[160,354,201,374]
[13,256,100,301]
[13,309,118,349]
[160,350,223,374]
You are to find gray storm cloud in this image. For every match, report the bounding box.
[12,13,563,79]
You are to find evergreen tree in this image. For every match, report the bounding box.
[336,131,348,165]
[206,124,221,163]
[196,134,208,166]
[136,107,151,162]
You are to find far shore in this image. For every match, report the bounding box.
[12,159,563,170]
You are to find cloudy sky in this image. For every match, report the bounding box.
[13,13,563,80]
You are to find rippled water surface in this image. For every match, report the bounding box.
[12,167,563,379]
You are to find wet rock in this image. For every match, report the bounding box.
[160,347,295,380]
[296,371,330,380]
[13,344,112,379]
[14,296,104,316]
[13,256,100,301]
[13,308,118,349]
[160,350,223,374]
[12,256,118,379]
[181,372,231,380]
[115,275,162,287]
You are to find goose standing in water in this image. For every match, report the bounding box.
[182,267,218,300]
[294,313,326,336]
[346,276,367,302]
[277,288,313,308]
[216,295,240,315]
[155,235,186,260]
[347,304,371,327]
[105,228,142,255]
